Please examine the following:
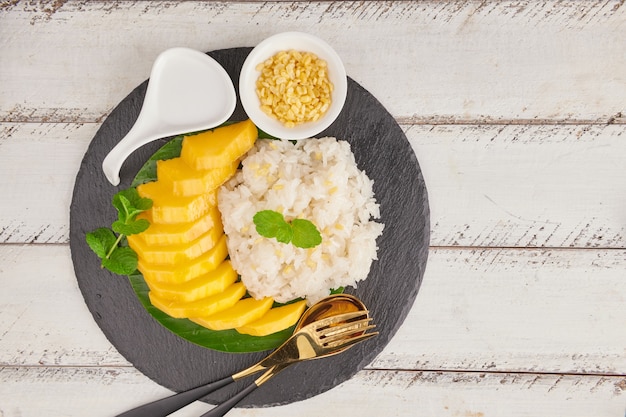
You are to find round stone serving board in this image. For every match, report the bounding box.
[69,47,430,408]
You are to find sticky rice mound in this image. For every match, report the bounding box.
[218,137,384,305]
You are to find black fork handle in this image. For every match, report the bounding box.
[198,381,260,417]
[198,362,289,417]
[116,375,234,417]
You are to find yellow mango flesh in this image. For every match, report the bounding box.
[236,300,307,336]
[145,260,238,303]
[149,282,246,319]
[128,223,223,266]
[191,296,274,331]
[181,119,257,170]
[133,206,221,246]
[130,119,312,334]
[157,157,239,197]
[137,180,217,224]
[138,234,228,284]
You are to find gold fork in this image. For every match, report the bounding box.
[232,310,377,378]
[117,311,377,417]
[198,313,377,417]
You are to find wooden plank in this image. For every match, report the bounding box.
[2,122,625,248]
[1,366,624,417]
[2,245,625,375]
[0,244,129,367]
[410,124,626,248]
[372,246,626,375]
[1,1,625,123]
[0,123,95,244]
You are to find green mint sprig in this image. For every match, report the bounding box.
[86,188,152,275]
[253,210,322,249]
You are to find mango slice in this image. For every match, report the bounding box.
[128,224,223,266]
[137,180,217,224]
[149,282,246,319]
[157,157,239,197]
[145,260,238,303]
[181,119,257,170]
[133,207,221,247]
[138,234,228,284]
[236,300,307,337]
[191,296,274,331]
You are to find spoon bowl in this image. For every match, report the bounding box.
[102,47,236,186]
[297,294,367,329]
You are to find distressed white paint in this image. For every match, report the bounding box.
[2,245,625,375]
[373,247,626,375]
[0,367,624,417]
[1,1,626,416]
[1,1,625,123]
[410,124,626,248]
[0,123,94,244]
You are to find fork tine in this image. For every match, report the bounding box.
[317,317,373,338]
[323,331,379,350]
[321,324,377,345]
[310,310,370,329]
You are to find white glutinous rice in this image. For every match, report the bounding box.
[218,137,384,305]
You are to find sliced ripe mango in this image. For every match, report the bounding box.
[133,206,222,247]
[137,180,217,224]
[149,281,246,319]
[191,296,274,331]
[138,234,228,284]
[128,224,224,266]
[157,157,239,197]
[145,260,238,303]
[181,119,257,170]
[236,300,307,336]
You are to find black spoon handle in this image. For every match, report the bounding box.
[198,362,289,417]
[198,382,260,417]
[116,375,234,417]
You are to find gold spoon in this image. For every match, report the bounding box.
[116,294,375,417]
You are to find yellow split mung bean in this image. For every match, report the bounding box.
[255,50,334,128]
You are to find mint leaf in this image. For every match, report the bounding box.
[87,187,152,276]
[274,222,293,244]
[102,246,138,275]
[119,188,153,211]
[254,210,289,238]
[113,188,152,223]
[253,210,322,248]
[113,194,139,223]
[86,228,117,258]
[291,219,322,248]
[112,218,150,236]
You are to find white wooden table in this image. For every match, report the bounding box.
[1,1,625,416]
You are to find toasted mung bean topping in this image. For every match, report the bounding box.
[255,50,333,128]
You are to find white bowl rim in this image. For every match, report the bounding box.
[239,32,348,140]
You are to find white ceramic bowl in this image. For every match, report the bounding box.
[239,32,347,140]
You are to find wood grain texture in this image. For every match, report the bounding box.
[410,124,626,249]
[2,1,626,415]
[372,247,626,375]
[1,0,625,123]
[2,123,624,248]
[2,245,624,376]
[0,123,95,244]
[1,366,624,417]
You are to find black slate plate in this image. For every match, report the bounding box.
[69,47,430,408]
